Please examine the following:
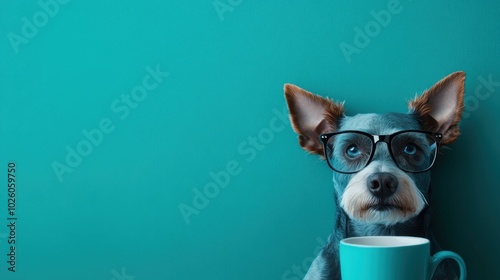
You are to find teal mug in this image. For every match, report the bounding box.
[340,236,466,280]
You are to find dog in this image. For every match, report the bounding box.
[284,72,465,280]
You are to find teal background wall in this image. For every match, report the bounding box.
[1,1,499,279]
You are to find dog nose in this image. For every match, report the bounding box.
[367,173,398,199]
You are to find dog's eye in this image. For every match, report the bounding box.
[346,145,361,158]
[403,144,417,155]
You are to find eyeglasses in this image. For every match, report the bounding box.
[319,130,443,174]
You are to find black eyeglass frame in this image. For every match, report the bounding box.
[319,130,443,174]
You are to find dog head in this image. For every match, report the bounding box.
[284,72,465,226]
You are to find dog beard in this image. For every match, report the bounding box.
[340,162,427,226]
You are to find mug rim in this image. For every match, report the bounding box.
[340,236,429,248]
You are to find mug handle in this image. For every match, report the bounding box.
[429,251,467,280]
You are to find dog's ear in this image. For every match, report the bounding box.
[408,71,465,145]
[284,84,345,156]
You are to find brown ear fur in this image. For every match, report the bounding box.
[284,84,345,156]
[408,71,465,145]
